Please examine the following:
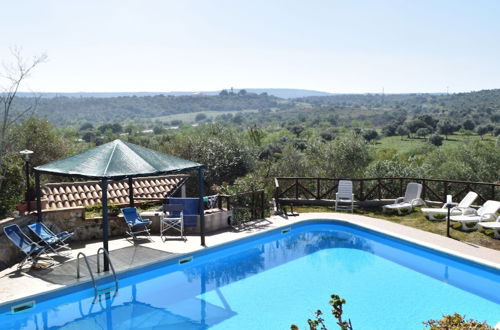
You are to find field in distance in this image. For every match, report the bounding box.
[375,134,496,154]
[153,109,259,124]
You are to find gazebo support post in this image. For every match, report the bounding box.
[101,178,110,271]
[35,171,42,222]
[198,167,205,246]
[128,177,134,207]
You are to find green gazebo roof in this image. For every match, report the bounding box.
[34,139,203,179]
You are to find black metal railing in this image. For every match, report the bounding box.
[220,190,266,225]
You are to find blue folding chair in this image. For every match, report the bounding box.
[3,224,53,270]
[121,207,152,240]
[28,222,73,255]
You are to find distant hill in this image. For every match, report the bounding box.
[15,88,332,99]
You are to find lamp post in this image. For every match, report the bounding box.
[19,149,34,212]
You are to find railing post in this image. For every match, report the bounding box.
[251,191,256,220]
[377,179,382,200]
[443,181,448,202]
[492,185,496,201]
[260,190,265,219]
[295,178,299,200]
[359,180,364,201]
[399,178,403,198]
[422,179,426,200]
[316,178,320,200]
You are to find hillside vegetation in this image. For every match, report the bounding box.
[1,89,499,218]
[11,89,500,128]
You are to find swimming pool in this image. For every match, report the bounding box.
[1,220,499,329]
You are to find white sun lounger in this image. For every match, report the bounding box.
[478,216,500,239]
[421,192,478,221]
[382,182,424,215]
[450,200,500,231]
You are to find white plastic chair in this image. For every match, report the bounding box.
[335,180,355,213]
[383,182,424,215]
[478,215,500,239]
[451,200,500,231]
[161,204,185,241]
[421,191,478,221]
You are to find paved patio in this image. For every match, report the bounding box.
[1,212,500,306]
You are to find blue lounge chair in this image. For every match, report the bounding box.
[121,207,152,240]
[3,224,53,270]
[28,222,73,255]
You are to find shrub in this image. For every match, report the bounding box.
[0,155,24,217]
[428,134,444,146]
[195,113,207,121]
[362,129,379,142]
[291,294,352,330]
[416,127,431,138]
[423,313,492,329]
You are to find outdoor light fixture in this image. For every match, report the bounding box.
[19,149,34,212]
[19,149,34,161]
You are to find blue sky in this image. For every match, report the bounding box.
[2,0,500,93]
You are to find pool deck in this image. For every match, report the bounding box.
[1,212,500,307]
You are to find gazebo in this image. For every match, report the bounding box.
[33,139,206,271]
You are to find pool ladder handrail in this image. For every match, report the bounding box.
[96,247,119,292]
[76,252,98,297]
[76,249,119,299]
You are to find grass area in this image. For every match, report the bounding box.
[293,205,500,251]
[375,134,496,154]
[153,109,259,124]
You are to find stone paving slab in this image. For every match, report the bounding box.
[1,212,500,306]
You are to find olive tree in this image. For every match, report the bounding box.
[0,48,47,192]
[309,133,372,178]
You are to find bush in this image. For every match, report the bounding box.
[0,155,24,217]
[362,129,379,142]
[164,124,256,187]
[195,113,207,121]
[423,313,492,329]
[416,127,431,138]
[428,134,444,146]
[291,294,352,330]
[423,141,500,182]
[308,133,372,178]
[493,126,500,137]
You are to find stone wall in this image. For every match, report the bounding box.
[41,207,128,241]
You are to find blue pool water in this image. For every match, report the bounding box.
[1,220,499,329]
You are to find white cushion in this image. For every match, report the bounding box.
[450,215,481,223]
[478,222,500,229]
[421,208,462,215]
[384,202,412,210]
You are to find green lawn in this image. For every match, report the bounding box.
[293,205,500,251]
[375,134,496,154]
